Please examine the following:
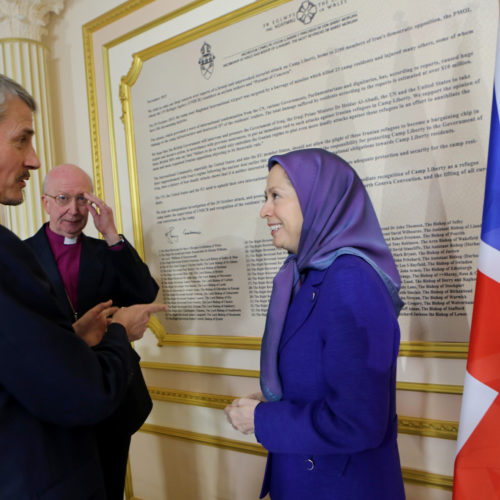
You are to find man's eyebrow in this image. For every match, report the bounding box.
[12,128,35,141]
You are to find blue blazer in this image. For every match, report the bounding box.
[25,225,159,499]
[255,255,405,500]
[0,225,135,499]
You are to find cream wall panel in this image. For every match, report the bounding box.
[139,332,261,369]
[130,431,267,500]
[397,357,467,386]
[405,484,451,500]
[143,368,261,397]
[147,400,259,445]
[396,391,462,421]
[399,434,456,477]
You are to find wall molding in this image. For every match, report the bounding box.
[82,0,155,34]
[141,423,267,455]
[155,331,262,349]
[140,423,453,490]
[148,386,459,440]
[396,381,463,395]
[398,341,468,359]
[142,362,464,395]
[141,361,259,378]
[402,467,453,491]
[398,415,458,440]
[149,386,233,409]
[151,334,469,358]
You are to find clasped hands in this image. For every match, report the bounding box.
[224,392,265,435]
[73,300,167,347]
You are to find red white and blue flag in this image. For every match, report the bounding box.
[453,20,500,500]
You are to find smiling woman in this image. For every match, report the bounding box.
[260,164,303,254]
[225,148,405,500]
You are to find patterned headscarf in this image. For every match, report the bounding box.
[260,148,403,401]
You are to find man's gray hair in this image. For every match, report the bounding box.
[0,74,36,121]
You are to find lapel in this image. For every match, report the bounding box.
[28,227,75,320]
[77,234,105,315]
[278,268,329,353]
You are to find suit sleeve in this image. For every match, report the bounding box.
[0,234,133,427]
[254,259,400,455]
[107,237,159,305]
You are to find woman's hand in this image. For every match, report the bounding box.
[224,397,260,434]
[246,392,267,402]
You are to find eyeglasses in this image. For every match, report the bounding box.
[44,193,90,207]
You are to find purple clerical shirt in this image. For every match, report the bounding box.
[45,225,81,315]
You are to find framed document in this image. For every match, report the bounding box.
[120,0,496,346]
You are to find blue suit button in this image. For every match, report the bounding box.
[306,458,314,471]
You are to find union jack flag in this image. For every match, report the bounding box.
[453,19,500,500]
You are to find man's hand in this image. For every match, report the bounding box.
[84,192,121,246]
[73,300,118,347]
[111,303,167,342]
[224,398,260,435]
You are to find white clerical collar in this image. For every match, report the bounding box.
[64,236,78,245]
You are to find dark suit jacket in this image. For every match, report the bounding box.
[255,256,405,500]
[0,225,134,499]
[25,225,159,497]
[25,225,159,321]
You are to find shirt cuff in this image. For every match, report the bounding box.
[108,235,125,251]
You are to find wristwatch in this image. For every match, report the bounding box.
[108,235,125,247]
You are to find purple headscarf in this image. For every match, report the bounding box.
[260,148,403,401]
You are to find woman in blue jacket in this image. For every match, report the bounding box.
[225,148,405,499]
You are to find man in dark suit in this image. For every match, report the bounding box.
[25,163,160,499]
[0,73,165,499]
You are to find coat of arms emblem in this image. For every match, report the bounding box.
[297,1,317,25]
[198,42,216,80]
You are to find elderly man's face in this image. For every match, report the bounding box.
[0,97,40,205]
[42,167,93,238]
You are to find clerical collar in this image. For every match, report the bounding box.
[45,224,81,246]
